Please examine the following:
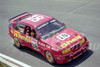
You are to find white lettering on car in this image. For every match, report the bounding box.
[46,45,50,49]
[27,15,44,22]
[39,42,45,47]
[31,40,39,51]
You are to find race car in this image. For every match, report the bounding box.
[9,12,89,64]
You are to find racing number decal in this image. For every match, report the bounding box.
[27,15,44,22]
[57,33,70,40]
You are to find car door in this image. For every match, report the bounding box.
[24,25,40,51]
[13,23,28,46]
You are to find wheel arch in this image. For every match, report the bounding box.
[43,48,54,57]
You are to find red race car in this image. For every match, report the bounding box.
[9,12,89,64]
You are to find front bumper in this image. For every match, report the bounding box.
[55,41,89,64]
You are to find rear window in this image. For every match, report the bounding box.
[14,23,25,33]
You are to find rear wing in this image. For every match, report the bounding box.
[9,12,31,24]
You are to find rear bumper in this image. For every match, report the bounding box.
[55,41,89,64]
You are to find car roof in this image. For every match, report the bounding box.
[20,13,54,28]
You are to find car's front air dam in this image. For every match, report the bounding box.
[55,41,89,64]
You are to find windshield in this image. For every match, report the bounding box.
[36,19,66,39]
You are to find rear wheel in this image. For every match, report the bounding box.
[45,51,56,64]
[14,37,22,49]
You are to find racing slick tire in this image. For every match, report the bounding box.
[45,51,56,64]
[14,37,22,49]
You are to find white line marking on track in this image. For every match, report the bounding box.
[0,53,32,67]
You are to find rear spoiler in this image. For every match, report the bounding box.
[9,12,31,24]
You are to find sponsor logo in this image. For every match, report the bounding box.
[39,42,50,49]
[39,42,45,47]
[11,30,30,43]
[31,40,39,51]
[60,35,82,48]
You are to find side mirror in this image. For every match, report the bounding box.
[36,36,39,40]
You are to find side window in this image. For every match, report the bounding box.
[24,26,37,38]
[30,28,37,38]
[31,28,39,40]
[24,25,39,40]
[24,26,31,36]
[14,23,25,33]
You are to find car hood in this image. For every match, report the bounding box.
[41,27,83,50]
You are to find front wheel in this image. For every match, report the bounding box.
[45,51,56,64]
[14,37,22,49]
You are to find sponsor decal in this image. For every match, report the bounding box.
[60,35,82,48]
[39,42,50,49]
[31,40,39,51]
[51,47,59,51]
[57,33,70,40]
[39,42,45,47]
[11,30,30,43]
[50,19,56,23]
[37,22,49,30]
[46,45,50,49]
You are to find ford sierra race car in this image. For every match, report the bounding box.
[9,12,89,64]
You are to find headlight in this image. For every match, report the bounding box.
[62,48,71,54]
[80,38,85,45]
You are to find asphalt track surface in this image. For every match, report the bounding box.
[0,0,100,67]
